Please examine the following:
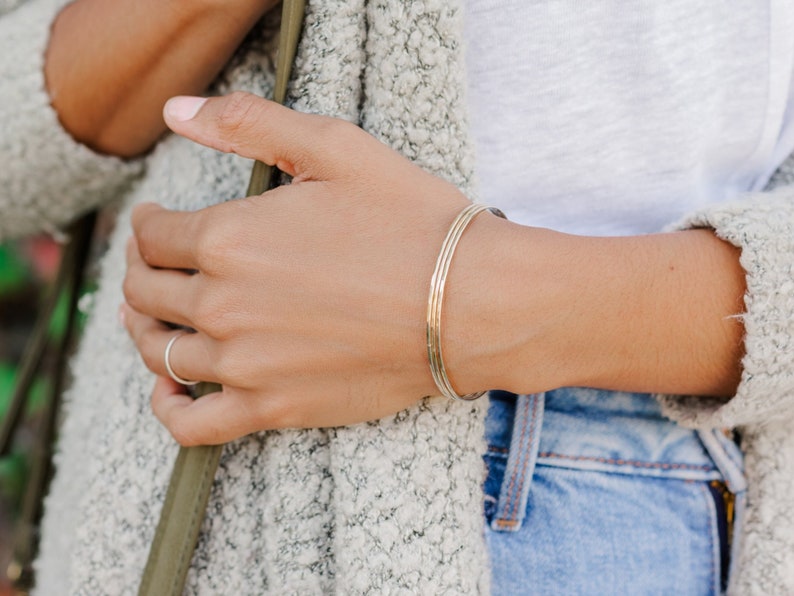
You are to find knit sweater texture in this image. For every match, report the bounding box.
[1,0,794,594]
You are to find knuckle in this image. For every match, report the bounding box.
[135,224,159,266]
[192,222,237,276]
[168,419,200,447]
[139,334,162,373]
[121,274,138,306]
[212,349,250,385]
[255,394,288,428]
[256,393,303,430]
[191,285,218,320]
[208,311,240,341]
[191,291,231,338]
[316,117,359,159]
[317,115,356,141]
[311,117,369,177]
[216,92,261,148]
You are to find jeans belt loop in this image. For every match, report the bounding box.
[696,429,747,495]
[491,393,545,532]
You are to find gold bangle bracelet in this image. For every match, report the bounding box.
[426,203,506,401]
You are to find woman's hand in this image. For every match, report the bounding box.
[122,92,748,447]
[121,92,487,445]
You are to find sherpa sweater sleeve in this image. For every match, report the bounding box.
[0,0,143,241]
[657,155,794,429]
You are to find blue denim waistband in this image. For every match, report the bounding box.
[485,388,746,534]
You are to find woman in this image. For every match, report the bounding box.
[2,0,794,593]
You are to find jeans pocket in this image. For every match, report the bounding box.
[486,466,727,595]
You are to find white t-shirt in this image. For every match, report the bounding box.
[464,0,794,235]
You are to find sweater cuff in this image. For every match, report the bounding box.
[0,0,143,241]
[658,185,794,429]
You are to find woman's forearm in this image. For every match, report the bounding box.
[44,0,274,157]
[116,93,751,442]
[448,220,746,398]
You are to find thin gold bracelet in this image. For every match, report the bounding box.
[426,203,506,401]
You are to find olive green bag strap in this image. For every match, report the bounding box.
[137,2,306,595]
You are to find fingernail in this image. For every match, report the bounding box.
[165,96,207,122]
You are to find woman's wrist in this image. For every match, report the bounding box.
[437,215,570,397]
[439,222,746,399]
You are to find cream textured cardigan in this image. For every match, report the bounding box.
[2,0,794,594]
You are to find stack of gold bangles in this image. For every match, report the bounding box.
[426,203,507,401]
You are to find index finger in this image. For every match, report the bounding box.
[132,202,199,269]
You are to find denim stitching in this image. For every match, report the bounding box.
[496,399,538,527]
[511,397,540,523]
[535,451,714,471]
[497,396,530,525]
[510,398,533,523]
[487,447,716,471]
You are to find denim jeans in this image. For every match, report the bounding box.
[484,388,746,595]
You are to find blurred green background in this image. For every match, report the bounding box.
[0,235,64,595]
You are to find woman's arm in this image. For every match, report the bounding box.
[0,0,141,241]
[45,0,276,157]
[119,93,756,445]
[0,0,274,239]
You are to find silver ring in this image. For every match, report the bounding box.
[164,332,199,386]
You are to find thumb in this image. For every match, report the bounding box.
[163,92,358,180]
